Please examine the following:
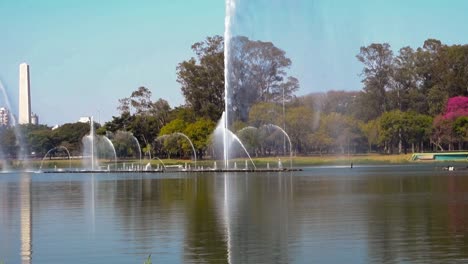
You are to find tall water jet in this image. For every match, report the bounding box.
[224,0,237,169]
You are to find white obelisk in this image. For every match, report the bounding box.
[19,63,31,124]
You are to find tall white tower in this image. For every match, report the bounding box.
[19,63,31,124]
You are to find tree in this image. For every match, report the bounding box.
[389,46,421,112]
[443,96,468,120]
[320,113,361,154]
[429,96,468,151]
[108,87,172,157]
[183,118,216,159]
[118,86,153,115]
[158,119,189,158]
[360,119,380,153]
[248,102,282,127]
[228,36,299,122]
[356,43,394,119]
[177,35,224,122]
[431,115,454,151]
[453,116,468,149]
[285,106,316,154]
[380,111,432,154]
[52,122,91,155]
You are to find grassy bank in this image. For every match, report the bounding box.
[3,153,465,171]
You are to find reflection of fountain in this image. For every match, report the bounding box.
[156,132,197,167]
[20,173,32,264]
[82,116,117,170]
[39,146,72,170]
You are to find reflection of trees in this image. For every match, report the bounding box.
[109,175,229,261]
[183,175,228,263]
[221,173,296,264]
[366,173,468,263]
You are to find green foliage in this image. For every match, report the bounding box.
[52,122,91,155]
[178,35,299,123]
[143,254,152,264]
[356,43,394,118]
[177,36,224,122]
[453,116,468,141]
[248,102,282,127]
[285,106,316,153]
[184,118,216,159]
[360,119,381,152]
[105,87,171,158]
[159,119,187,136]
[228,36,299,121]
[379,111,432,153]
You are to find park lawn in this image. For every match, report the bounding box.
[8,153,448,170]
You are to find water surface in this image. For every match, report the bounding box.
[1,164,468,263]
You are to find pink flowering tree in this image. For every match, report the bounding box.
[443,96,468,120]
[432,96,468,150]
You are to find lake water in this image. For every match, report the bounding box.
[1,164,468,263]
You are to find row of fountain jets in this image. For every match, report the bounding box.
[40,117,292,171]
[0,110,291,172]
[33,116,292,172]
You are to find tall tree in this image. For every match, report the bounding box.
[177,35,225,122]
[228,36,299,121]
[356,43,394,120]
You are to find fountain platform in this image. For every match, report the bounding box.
[41,168,302,173]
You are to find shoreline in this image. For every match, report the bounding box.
[2,153,467,171]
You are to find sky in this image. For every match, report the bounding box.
[1,0,468,125]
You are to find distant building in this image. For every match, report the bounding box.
[19,63,31,124]
[78,117,91,123]
[31,113,39,125]
[0,107,10,126]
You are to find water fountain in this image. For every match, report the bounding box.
[39,146,72,171]
[156,132,197,167]
[0,80,30,171]
[261,124,293,169]
[223,0,236,170]
[82,116,117,171]
[108,130,142,169]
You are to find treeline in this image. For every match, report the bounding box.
[0,37,467,159]
[0,122,91,158]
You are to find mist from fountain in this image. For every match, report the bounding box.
[0,80,30,170]
[82,116,117,170]
[214,113,256,169]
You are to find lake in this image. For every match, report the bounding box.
[1,164,468,263]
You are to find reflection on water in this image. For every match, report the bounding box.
[20,173,31,264]
[0,165,468,263]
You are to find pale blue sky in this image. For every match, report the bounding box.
[1,0,468,125]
